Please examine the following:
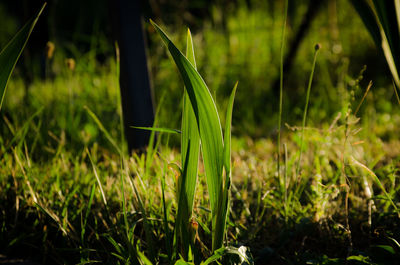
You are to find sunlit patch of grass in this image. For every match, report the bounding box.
[1,2,400,264]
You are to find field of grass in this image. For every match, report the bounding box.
[1,1,400,264]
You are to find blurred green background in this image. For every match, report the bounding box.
[1,0,397,152]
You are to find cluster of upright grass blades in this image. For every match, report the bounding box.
[0,5,248,262]
[134,21,252,264]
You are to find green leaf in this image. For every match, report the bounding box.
[350,0,400,88]
[372,245,396,255]
[131,126,181,134]
[151,20,226,251]
[214,81,238,250]
[388,236,400,251]
[0,3,46,111]
[372,0,400,87]
[137,249,154,265]
[349,0,382,46]
[346,255,373,264]
[223,82,238,176]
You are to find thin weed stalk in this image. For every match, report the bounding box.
[354,80,372,116]
[86,148,107,207]
[296,44,320,179]
[284,143,288,222]
[277,0,289,186]
[341,110,353,258]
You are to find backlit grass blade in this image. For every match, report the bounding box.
[131,126,180,134]
[0,3,46,111]
[223,82,238,176]
[350,0,382,46]
[215,82,238,250]
[176,28,201,259]
[350,0,400,88]
[372,0,400,87]
[372,1,400,60]
[85,106,122,155]
[150,20,225,251]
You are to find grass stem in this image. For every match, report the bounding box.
[296,44,320,179]
[278,0,289,187]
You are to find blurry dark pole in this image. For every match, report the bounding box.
[110,0,155,153]
[20,0,49,101]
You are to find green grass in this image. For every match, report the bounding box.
[1,52,400,264]
[1,1,400,264]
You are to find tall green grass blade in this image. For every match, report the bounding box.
[150,20,226,251]
[350,0,382,46]
[0,3,45,110]
[223,82,237,175]
[277,0,288,186]
[215,81,238,250]
[351,0,400,88]
[181,29,200,218]
[175,28,201,260]
[86,148,108,207]
[372,0,400,87]
[372,1,400,58]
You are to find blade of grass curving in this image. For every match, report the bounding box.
[131,126,180,134]
[351,156,400,217]
[0,3,46,111]
[351,0,400,88]
[354,80,373,116]
[137,249,154,265]
[350,0,382,46]
[86,148,108,207]
[372,1,400,63]
[372,0,400,88]
[85,106,122,155]
[151,20,225,251]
